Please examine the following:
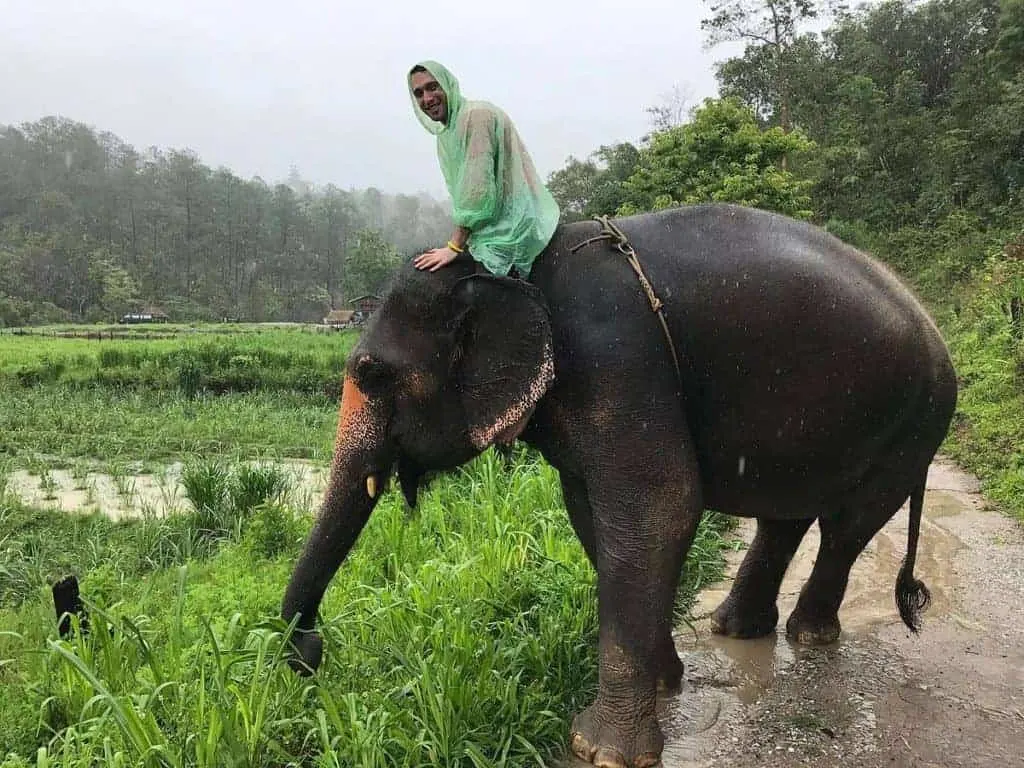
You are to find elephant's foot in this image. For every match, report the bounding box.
[785,610,841,645]
[710,597,779,639]
[656,637,684,695]
[570,702,664,768]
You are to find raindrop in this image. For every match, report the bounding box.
[738,455,746,476]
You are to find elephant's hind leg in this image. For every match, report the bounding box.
[711,516,814,638]
[785,473,922,645]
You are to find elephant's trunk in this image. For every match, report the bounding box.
[281,375,388,675]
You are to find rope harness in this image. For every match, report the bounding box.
[570,215,684,390]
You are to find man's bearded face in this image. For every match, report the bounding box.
[411,70,448,123]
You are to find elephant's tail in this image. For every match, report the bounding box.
[895,478,931,632]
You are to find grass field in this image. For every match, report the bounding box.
[0,325,356,465]
[0,324,737,767]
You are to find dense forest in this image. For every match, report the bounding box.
[0,128,454,325]
[1,0,1022,329]
[548,0,1023,303]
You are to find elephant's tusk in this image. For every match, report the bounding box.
[366,475,378,499]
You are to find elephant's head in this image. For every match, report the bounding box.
[280,259,555,674]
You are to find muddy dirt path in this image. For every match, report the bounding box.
[655,456,1024,767]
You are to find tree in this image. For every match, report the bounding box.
[0,116,455,323]
[701,0,846,169]
[645,83,695,132]
[87,249,138,319]
[998,0,1024,71]
[546,157,599,221]
[617,97,816,218]
[794,0,1013,228]
[387,193,424,254]
[547,143,641,222]
[316,185,357,308]
[344,229,402,299]
[167,149,206,298]
[360,187,385,231]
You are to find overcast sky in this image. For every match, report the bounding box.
[2,0,742,197]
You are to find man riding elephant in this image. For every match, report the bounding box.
[407,60,561,279]
[278,59,958,768]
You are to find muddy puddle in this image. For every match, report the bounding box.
[1,459,331,520]
[656,484,962,767]
[567,457,1024,768]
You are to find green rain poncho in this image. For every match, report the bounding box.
[409,60,561,278]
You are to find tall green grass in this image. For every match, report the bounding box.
[0,326,358,467]
[0,461,302,611]
[0,388,338,463]
[0,451,735,767]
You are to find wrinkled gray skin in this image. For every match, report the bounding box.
[280,203,957,768]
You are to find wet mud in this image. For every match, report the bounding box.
[655,456,1024,767]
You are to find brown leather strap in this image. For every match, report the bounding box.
[570,215,684,390]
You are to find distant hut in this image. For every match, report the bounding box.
[322,308,354,328]
[349,295,382,325]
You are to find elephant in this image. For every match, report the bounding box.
[280,202,957,768]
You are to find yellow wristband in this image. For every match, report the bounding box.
[447,240,464,253]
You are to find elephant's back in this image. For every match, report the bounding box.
[540,203,945,365]
[543,204,925,324]
[533,204,956,514]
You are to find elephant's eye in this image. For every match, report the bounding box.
[352,354,395,398]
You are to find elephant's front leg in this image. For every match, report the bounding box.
[568,439,702,768]
[561,471,686,695]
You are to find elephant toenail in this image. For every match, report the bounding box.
[571,732,596,761]
[634,753,663,768]
[593,746,629,768]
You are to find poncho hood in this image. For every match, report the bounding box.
[408,60,463,135]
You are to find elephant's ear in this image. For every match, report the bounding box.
[449,274,555,451]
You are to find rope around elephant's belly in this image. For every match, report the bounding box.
[570,214,684,391]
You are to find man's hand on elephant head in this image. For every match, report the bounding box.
[414,246,459,272]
